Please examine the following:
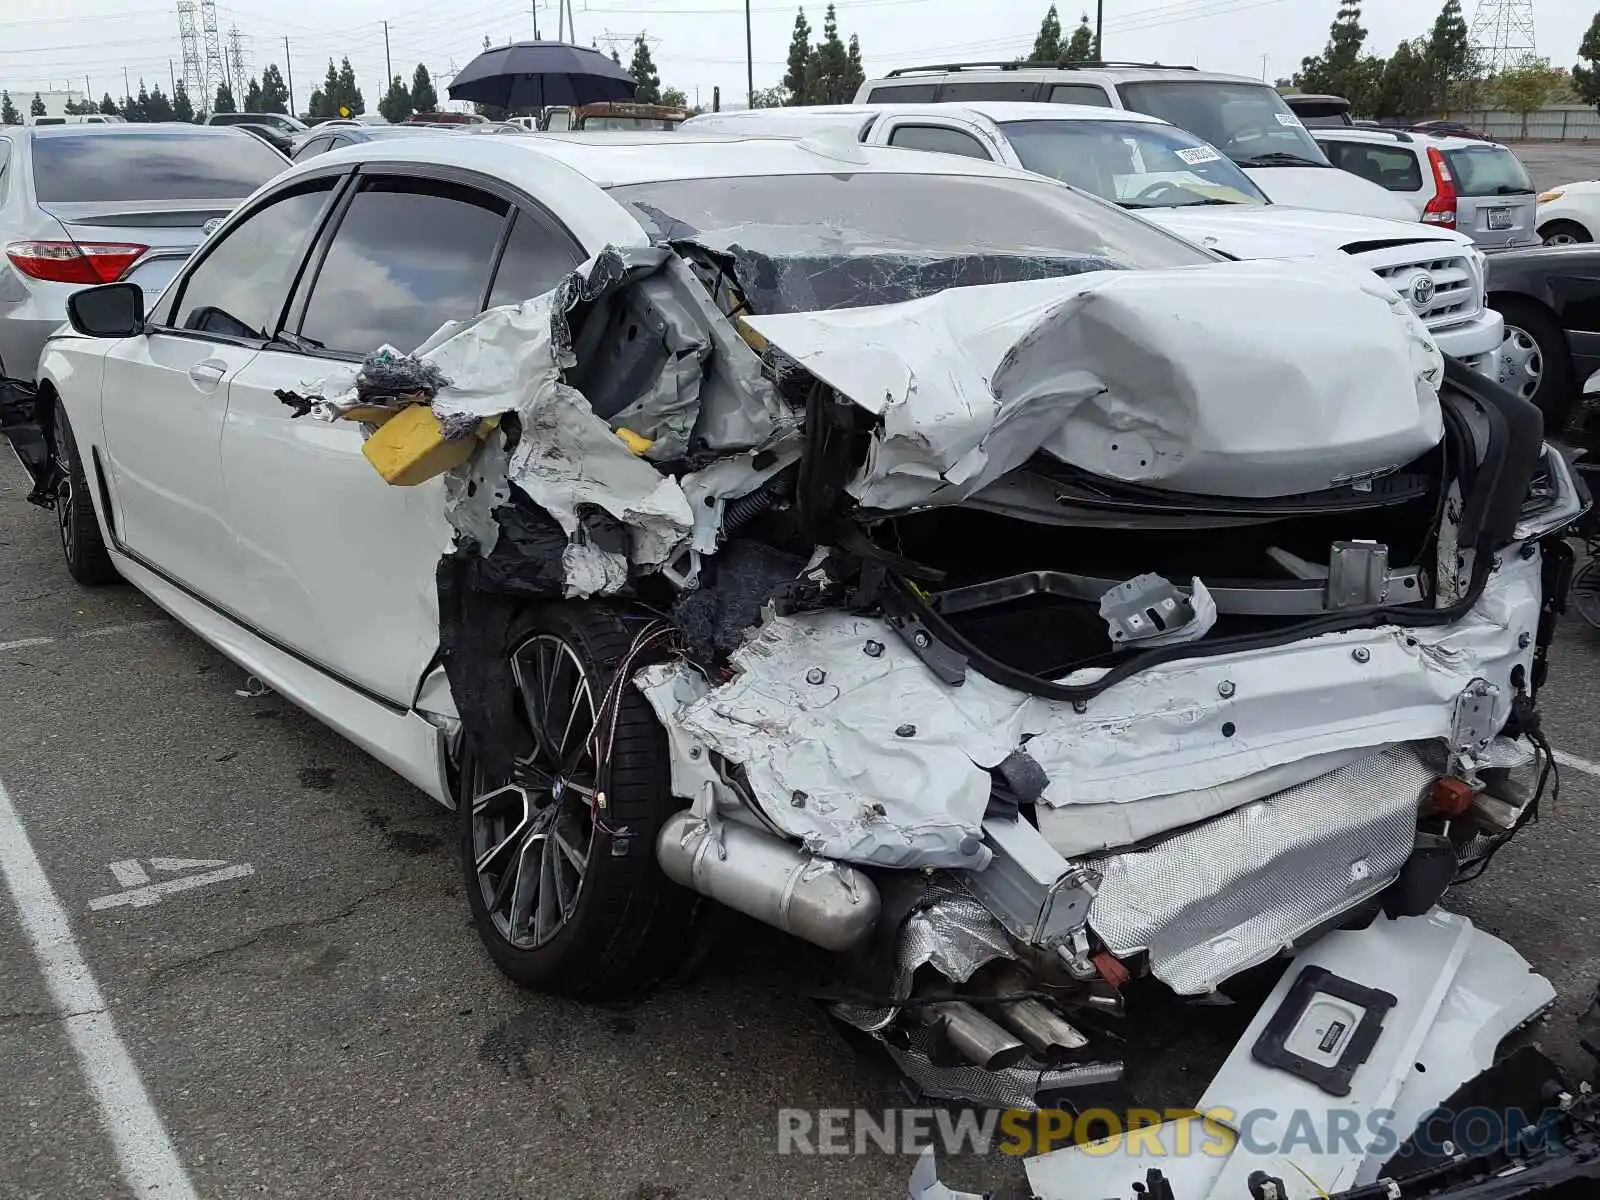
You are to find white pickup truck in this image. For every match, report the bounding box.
[685,102,1509,386]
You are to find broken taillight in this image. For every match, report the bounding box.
[1421,147,1457,229]
[4,240,148,285]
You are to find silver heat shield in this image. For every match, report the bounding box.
[1086,744,1433,994]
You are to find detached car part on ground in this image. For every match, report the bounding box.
[5,138,1587,1181]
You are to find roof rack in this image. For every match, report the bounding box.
[883,59,1197,77]
[1321,126,1413,144]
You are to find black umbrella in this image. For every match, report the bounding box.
[447,41,637,110]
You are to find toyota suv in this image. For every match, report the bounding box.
[687,102,1507,379]
[854,61,1419,223]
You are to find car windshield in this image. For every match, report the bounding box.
[1444,144,1533,196]
[1117,80,1332,168]
[997,118,1269,208]
[31,130,285,202]
[608,171,1214,313]
[579,116,683,130]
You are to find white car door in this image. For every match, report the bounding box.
[98,176,344,609]
[219,172,584,706]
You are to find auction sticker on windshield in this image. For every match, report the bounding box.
[1275,113,1304,127]
[1176,146,1223,166]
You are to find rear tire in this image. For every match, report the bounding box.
[1539,220,1592,247]
[52,398,119,586]
[458,602,694,1000]
[1491,299,1577,434]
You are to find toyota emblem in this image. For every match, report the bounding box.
[202,217,224,237]
[1410,273,1437,308]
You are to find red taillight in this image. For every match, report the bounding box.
[1422,146,1457,229]
[4,240,147,284]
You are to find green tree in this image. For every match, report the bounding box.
[172,81,194,123]
[30,93,46,117]
[410,64,438,112]
[307,88,327,118]
[0,93,17,125]
[844,33,865,96]
[125,84,150,122]
[1030,4,1062,62]
[807,3,852,103]
[336,57,364,114]
[213,82,236,114]
[750,85,786,108]
[259,64,290,113]
[1062,13,1095,64]
[379,75,413,123]
[1425,0,1476,111]
[1295,3,1385,115]
[1373,39,1432,119]
[314,60,340,117]
[99,92,118,116]
[783,8,812,103]
[661,85,688,108]
[146,83,174,122]
[1574,11,1600,110]
[1493,60,1562,136]
[628,35,661,103]
[243,76,263,113]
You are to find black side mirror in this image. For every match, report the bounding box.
[66,282,145,338]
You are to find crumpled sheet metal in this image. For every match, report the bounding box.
[634,551,1536,864]
[884,1021,1123,1110]
[742,258,1444,509]
[0,377,53,507]
[1086,744,1435,994]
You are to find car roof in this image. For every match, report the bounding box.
[865,65,1267,87]
[23,122,259,142]
[689,101,1168,129]
[286,130,1045,189]
[1309,126,1487,151]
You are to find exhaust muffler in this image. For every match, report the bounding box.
[984,967,1089,1055]
[928,1001,1030,1071]
[657,809,880,951]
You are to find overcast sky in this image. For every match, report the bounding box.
[2,0,1595,112]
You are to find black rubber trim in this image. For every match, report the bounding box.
[104,526,410,716]
[1444,355,1544,545]
[1251,966,1397,1098]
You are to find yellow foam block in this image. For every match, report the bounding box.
[361,404,496,486]
[615,426,653,456]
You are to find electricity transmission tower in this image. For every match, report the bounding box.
[1469,0,1537,72]
[177,1,205,109]
[227,27,249,95]
[200,0,226,105]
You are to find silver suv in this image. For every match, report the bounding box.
[855,62,1418,223]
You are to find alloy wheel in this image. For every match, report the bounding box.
[1496,326,1543,402]
[469,633,599,950]
[54,461,76,561]
[1544,231,1583,246]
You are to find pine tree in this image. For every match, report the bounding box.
[146,83,174,122]
[1030,4,1063,63]
[661,86,688,108]
[337,57,364,114]
[628,35,661,103]
[244,77,263,113]
[809,3,850,104]
[410,64,438,113]
[0,93,17,125]
[172,82,194,123]
[30,93,46,117]
[99,93,118,116]
[214,82,237,114]
[1062,13,1094,63]
[258,65,289,113]
[1295,3,1383,115]
[844,34,865,99]
[317,60,340,116]
[1574,10,1600,110]
[307,88,327,118]
[379,76,414,123]
[784,8,812,104]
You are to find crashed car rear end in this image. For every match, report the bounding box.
[21,139,1585,1197]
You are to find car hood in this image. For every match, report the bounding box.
[1240,164,1420,222]
[1141,203,1470,262]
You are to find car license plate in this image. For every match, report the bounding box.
[1487,207,1514,230]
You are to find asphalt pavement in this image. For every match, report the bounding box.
[4,210,1600,1197]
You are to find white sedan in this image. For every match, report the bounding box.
[19,131,1576,1114]
[1535,178,1600,244]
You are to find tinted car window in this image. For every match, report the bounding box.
[172,180,337,339]
[1050,84,1113,107]
[487,208,582,308]
[861,83,937,102]
[938,81,1040,102]
[293,135,334,161]
[297,178,508,355]
[1323,140,1423,191]
[31,130,286,202]
[1117,81,1332,167]
[998,119,1269,206]
[887,124,992,160]
[1444,144,1533,196]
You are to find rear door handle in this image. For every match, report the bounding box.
[187,358,228,391]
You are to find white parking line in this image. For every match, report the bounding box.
[0,776,197,1199]
[1554,748,1600,780]
[0,620,168,654]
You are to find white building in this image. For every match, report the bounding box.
[21,90,90,117]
